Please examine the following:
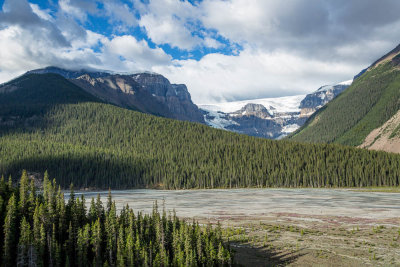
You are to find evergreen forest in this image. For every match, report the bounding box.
[1,74,400,189]
[0,171,232,266]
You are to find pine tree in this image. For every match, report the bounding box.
[3,194,18,266]
[17,217,35,266]
[116,225,125,267]
[125,230,135,266]
[91,218,102,267]
[105,200,117,265]
[19,170,29,216]
[77,224,90,267]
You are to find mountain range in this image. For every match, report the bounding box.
[199,80,352,139]
[291,44,400,153]
[20,66,353,140]
[1,70,398,189]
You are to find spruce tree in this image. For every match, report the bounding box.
[3,194,18,266]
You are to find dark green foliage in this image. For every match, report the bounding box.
[1,73,400,189]
[291,61,400,146]
[0,171,232,266]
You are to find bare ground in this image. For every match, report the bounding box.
[196,213,400,266]
[360,109,400,153]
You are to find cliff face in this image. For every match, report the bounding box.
[71,74,173,118]
[132,73,204,123]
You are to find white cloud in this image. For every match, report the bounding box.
[102,1,137,32]
[154,47,359,104]
[29,3,53,21]
[102,35,172,71]
[1,0,400,105]
[139,13,202,50]
[59,0,88,22]
[203,37,223,49]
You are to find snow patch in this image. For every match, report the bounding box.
[338,79,353,86]
[199,95,305,115]
[203,110,237,129]
[282,124,300,133]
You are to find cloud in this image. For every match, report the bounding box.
[1,0,400,105]
[0,0,69,47]
[0,0,171,80]
[58,0,98,22]
[102,35,172,71]
[102,1,138,32]
[199,0,400,63]
[135,0,202,50]
[154,47,359,104]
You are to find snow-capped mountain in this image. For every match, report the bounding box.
[299,80,352,117]
[199,80,352,139]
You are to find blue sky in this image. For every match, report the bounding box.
[0,0,400,103]
[14,0,239,61]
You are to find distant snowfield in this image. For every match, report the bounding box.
[199,94,306,115]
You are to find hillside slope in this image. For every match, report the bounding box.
[291,44,400,147]
[1,73,400,189]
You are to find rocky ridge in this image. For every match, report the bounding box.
[26,67,204,123]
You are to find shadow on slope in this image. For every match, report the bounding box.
[0,73,101,137]
[2,153,154,189]
[232,243,304,266]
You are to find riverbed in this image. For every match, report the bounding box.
[67,188,400,221]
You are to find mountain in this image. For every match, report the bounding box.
[26,66,205,123]
[199,80,351,139]
[291,43,400,152]
[1,73,399,189]
[299,80,352,117]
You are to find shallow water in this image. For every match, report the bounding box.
[65,189,400,220]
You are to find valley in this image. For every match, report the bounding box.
[2,1,400,266]
[67,189,400,266]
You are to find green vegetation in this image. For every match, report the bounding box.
[0,171,232,266]
[1,74,400,189]
[291,61,400,146]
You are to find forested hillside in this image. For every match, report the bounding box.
[1,74,400,189]
[291,45,400,146]
[0,171,231,266]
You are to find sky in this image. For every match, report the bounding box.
[0,0,400,104]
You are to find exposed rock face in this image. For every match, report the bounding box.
[131,73,204,123]
[26,67,204,123]
[231,104,272,119]
[299,82,351,117]
[72,74,173,117]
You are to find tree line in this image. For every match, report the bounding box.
[0,171,232,266]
